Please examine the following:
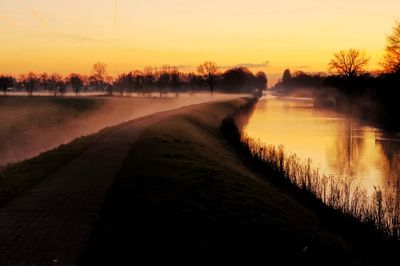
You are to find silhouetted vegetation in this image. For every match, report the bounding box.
[1,62,267,97]
[273,21,400,129]
[197,61,219,95]
[221,106,400,244]
[219,67,267,95]
[0,75,14,96]
[382,19,400,73]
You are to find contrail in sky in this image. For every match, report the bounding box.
[113,0,118,33]
[17,0,48,30]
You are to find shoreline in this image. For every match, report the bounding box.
[0,97,397,265]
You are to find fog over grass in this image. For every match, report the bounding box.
[0,93,244,167]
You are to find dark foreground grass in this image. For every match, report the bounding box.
[0,127,111,208]
[82,98,369,265]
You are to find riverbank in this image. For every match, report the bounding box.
[0,97,394,265]
[82,97,373,265]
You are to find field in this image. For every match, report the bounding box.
[0,94,239,167]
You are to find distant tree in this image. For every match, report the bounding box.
[58,79,67,96]
[382,20,400,73]
[143,66,155,95]
[91,62,108,92]
[157,65,172,97]
[256,71,268,90]
[39,73,51,92]
[133,71,144,94]
[188,73,203,94]
[328,49,370,78]
[197,61,219,95]
[106,76,114,96]
[170,67,181,97]
[20,72,40,96]
[68,74,84,95]
[48,73,63,96]
[221,67,255,93]
[0,75,14,96]
[114,73,132,96]
[282,69,292,84]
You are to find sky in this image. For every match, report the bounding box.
[0,0,399,83]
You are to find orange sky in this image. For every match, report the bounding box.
[0,0,399,83]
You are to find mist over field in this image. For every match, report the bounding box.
[0,93,242,167]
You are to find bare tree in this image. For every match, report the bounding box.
[20,72,40,96]
[328,49,370,78]
[197,61,219,95]
[0,75,14,96]
[382,20,400,73]
[170,67,181,97]
[92,62,108,92]
[48,73,63,96]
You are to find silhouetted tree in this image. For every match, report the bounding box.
[143,66,155,95]
[282,69,292,84]
[197,61,219,95]
[92,62,108,92]
[68,74,84,95]
[0,75,14,96]
[106,76,114,95]
[20,72,39,96]
[329,49,370,78]
[114,73,134,96]
[382,20,400,73]
[39,73,51,92]
[157,65,172,97]
[187,73,203,94]
[170,67,181,97]
[256,71,268,90]
[48,73,63,96]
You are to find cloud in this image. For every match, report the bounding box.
[220,61,270,69]
[17,0,48,30]
[293,65,310,69]
[113,0,118,33]
[62,33,102,42]
[175,65,193,69]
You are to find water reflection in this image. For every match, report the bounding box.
[244,94,400,194]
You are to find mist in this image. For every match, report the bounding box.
[0,93,244,167]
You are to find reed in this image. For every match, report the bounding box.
[239,133,400,240]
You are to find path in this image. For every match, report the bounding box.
[0,104,205,266]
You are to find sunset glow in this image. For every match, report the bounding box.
[1,0,399,81]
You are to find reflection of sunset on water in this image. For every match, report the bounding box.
[244,94,400,194]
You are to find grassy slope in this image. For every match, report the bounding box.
[82,98,366,265]
[0,97,102,134]
[0,97,107,206]
[0,127,112,208]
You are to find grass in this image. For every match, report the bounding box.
[0,96,103,133]
[82,97,371,265]
[0,126,112,208]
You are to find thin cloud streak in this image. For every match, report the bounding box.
[17,0,48,30]
[113,0,118,33]
[220,61,270,69]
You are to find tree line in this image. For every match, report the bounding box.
[0,61,267,97]
[273,20,400,128]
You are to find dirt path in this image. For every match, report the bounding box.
[0,103,209,266]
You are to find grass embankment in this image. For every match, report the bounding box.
[0,97,102,141]
[0,97,108,206]
[0,96,103,131]
[82,98,366,265]
[0,127,112,208]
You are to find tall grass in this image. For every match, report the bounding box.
[240,134,400,240]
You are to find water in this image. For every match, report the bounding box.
[244,93,400,194]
